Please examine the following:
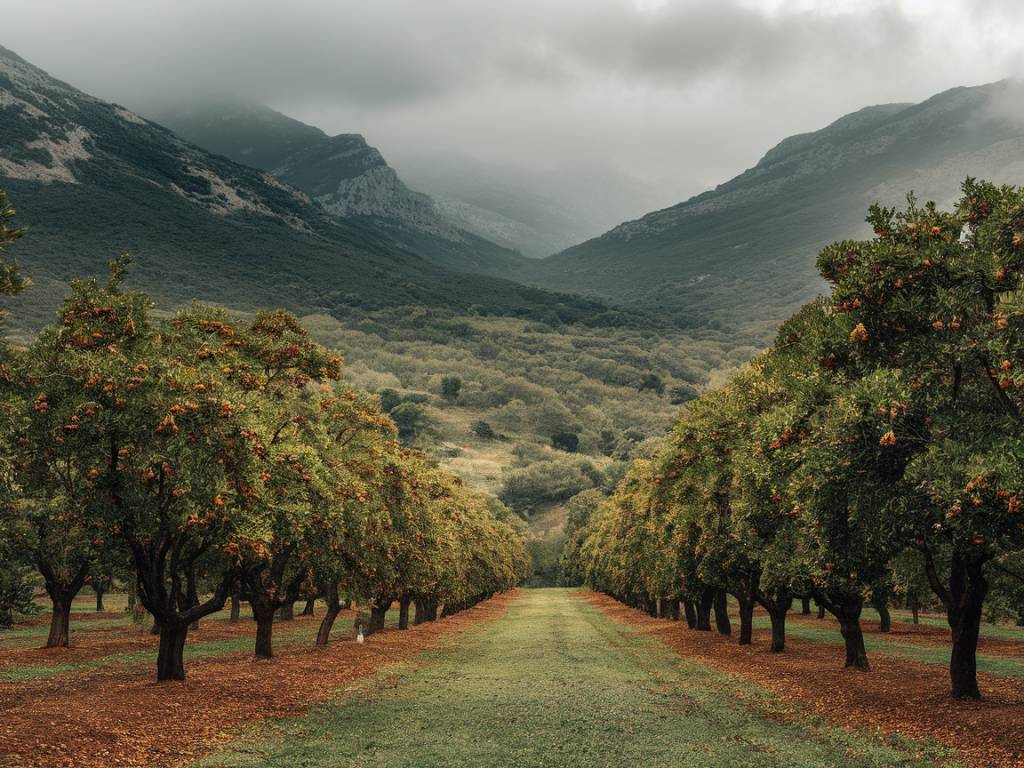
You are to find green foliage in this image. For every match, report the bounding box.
[0,224,526,676]
[550,430,578,453]
[471,419,495,440]
[440,375,462,403]
[0,189,27,297]
[570,180,1024,698]
[499,457,600,515]
[389,401,429,443]
[639,373,665,395]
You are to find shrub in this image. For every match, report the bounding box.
[551,431,579,453]
[472,420,496,440]
[440,376,462,403]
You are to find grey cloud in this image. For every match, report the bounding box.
[4,1,1024,223]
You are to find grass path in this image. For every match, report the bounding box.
[196,589,952,768]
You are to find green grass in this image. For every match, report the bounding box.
[754,617,1024,680]
[193,590,956,768]
[0,620,313,682]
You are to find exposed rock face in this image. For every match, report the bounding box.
[0,45,315,231]
[154,102,537,273]
[157,104,459,239]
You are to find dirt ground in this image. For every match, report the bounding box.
[0,594,516,768]
[586,592,1024,768]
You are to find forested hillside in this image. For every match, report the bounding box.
[0,44,614,334]
[527,81,1024,341]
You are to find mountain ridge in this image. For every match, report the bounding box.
[524,79,1024,338]
[0,44,639,334]
[153,101,528,275]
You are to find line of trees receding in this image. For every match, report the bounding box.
[0,189,530,680]
[564,179,1024,701]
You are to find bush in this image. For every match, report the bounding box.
[639,373,665,395]
[440,375,462,403]
[499,458,597,514]
[378,388,403,413]
[551,431,579,453]
[472,420,496,440]
[390,401,429,442]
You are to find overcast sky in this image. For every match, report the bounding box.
[6,0,1024,206]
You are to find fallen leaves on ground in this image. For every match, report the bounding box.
[586,592,1024,768]
[0,593,516,768]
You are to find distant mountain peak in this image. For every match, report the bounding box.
[528,78,1024,338]
[156,101,461,238]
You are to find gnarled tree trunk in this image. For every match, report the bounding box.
[316,583,343,646]
[156,620,188,681]
[947,556,988,699]
[682,600,697,629]
[695,588,714,631]
[713,589,731,636]
[253,603,276,659]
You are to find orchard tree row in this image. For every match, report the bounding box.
[0,189,529,680]
[566,179,1024,700]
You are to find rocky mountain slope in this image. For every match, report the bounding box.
[154,102,526,275]
[526,80,1024,340]
[0,45,624,333]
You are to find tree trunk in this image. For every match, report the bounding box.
[317,584,342,646]
[277,601,294,621]
[229,594,241,624]
[683,600,697,629]
[947,558,988,700]
[657,598,669,619]
[131,578,146,625]
[94,586,105,612]
[912,605,919,625]
[817,602,826,619]
[413,599,426,626]
[669,598,681,621]
[301,598,315,616]
[801,596,811,615]
[836,599,869,670]
[370,605,388,633]
[398,595,412,630]
[645,595,658,618]
[875,599,891,633]
[45,597,72,648]
[156,621,188,681]
[768,606,788,653]
[713,590,731,636]
[696,588,714,631]
[737,595,754,646]
[254,609,275,659]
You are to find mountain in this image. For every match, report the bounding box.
[0,45,632,333]
[526,80,1024,339]
[395,152,680,259]
[152,102,527,275]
